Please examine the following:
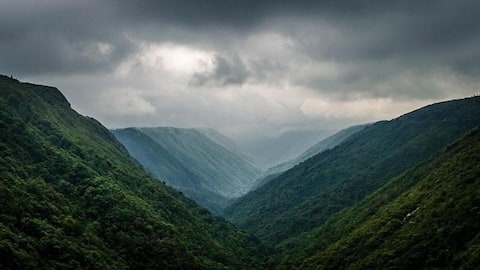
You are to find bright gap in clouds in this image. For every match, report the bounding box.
[134,42,214,74]
[300,97,433,121]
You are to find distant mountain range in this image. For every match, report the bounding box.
[112,127,261,213]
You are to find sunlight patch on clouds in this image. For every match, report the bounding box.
[117,41,214,76]
[300,97,432,121]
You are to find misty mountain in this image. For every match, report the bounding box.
[277,127,480,269]
[112,127,261,213]
[197,127,257,166]
[240,129,334,170]
[295,124,369,164]
[0,75,265,269]
[223,96,480,245]
[253,124,368,190]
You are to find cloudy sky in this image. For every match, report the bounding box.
[1,0,479,141]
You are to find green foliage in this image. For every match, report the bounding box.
[255,124,368,190]
[112,127,261,213]
[0,75,266,269]
[224,96,480,245]
[277,127,480,269]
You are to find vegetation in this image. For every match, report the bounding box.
[223,96,480,245]
[253,124,368,190]
[112,127,260,213]
[277,127,480,269]
[0,75,266,269]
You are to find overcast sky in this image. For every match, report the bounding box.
[1,0,479,141]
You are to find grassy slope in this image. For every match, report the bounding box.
[224,96,480,245]
[0,75,265,269]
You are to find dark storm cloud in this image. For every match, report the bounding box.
[191,54,290,87]
[2,0,479,79]
[0,0,134,75]
[260,0,480,99]
[121,0,480,101]
[191,54,250,86]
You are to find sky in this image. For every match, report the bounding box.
[1,0,479,141]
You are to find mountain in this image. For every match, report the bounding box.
[240,129,334,170]
[197,127,258,168]
[223,96,480,245]
[112,126,261,213]
[0,75,265,269]
[111,128,228,213]
[253,124,368,190]
[295,124,369,164]
[277,127,480,269]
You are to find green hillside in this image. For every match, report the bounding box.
[0,75,265,269]
[278,127,480,269]
[253,124,368,190]
[113,127,261,213]
[112,128,228,213]
[241,129,333,170]
[197,127,256,167]
[223,96,480,245]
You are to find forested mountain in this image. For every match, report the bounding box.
[277,127,480,269]
[112,126,261,213]
[253,124,368,190]
[0,75,265,269]
[223,96,480,245]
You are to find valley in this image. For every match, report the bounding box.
[1,78,479,269]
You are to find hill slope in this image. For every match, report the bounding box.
[223,96,480,245]
[241,129,333,170]
[278,127,480,269]
[295,124,368,164]
[253,124,368,190]
[0,75,265,269]
[113,127,261,213]
[197,128,256,165]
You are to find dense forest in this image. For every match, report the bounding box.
[276,127,480,269]
[0,75,266,269]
